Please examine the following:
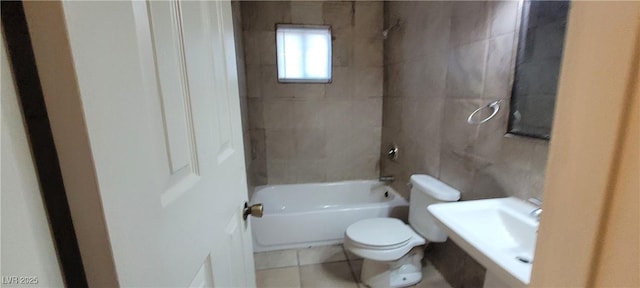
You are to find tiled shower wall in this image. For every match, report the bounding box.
[381,1,549,287]
[240,1,384,185]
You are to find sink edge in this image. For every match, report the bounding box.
[427,197,538,288]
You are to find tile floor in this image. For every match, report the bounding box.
[254,244,452,288]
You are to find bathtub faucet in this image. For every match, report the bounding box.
[379,175,395,183]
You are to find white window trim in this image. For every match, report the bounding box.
[276,24,332,84]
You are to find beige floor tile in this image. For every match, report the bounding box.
[412,261,452,288]
[299,261,359,288]
[254,249,298,270]
[298,245,348,265]
[348,260,363,282]
[256,266,301,288]
[344,249,363,262]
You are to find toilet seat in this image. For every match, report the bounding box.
[346,218,413,248]
[344,218,426,261]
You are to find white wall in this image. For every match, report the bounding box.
[1,32,64,287]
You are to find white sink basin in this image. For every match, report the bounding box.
[428,197,539,288]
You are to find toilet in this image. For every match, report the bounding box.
[344,174,460,288]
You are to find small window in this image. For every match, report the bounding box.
[276,25,332,83]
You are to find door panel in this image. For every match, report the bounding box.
[26,0,255,286]
[190,257,216,287]
[147,1,201,207]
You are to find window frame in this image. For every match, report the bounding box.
[275,24,333,84]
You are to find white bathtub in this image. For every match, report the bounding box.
[249,180,409,252]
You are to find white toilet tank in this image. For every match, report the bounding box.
[408,174,460,242]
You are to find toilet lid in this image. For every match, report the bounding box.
[346,218,413,248]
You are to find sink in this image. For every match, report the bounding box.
[428,197,539,288]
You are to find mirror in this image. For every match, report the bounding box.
[508,0,570,140]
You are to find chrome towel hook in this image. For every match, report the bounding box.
[467,99,503,124]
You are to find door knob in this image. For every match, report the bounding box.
[243,202,263,220]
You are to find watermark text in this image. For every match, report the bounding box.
[1,276,39,285]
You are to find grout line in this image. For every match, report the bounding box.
[296,249,303,288]
[255,264,299,272]
[342,245,361,285]
[298,259,351,268]
[256,245,364,287]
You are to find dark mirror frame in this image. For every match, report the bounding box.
[507,0,570,140]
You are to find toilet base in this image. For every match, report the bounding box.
[360,247,424,288]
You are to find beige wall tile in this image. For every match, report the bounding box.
[290,84,325,100]
[323,1,353,30]
[326,67,354,98]
[384,63,399,97]
[490,1,519,37]
[469,163,510,200]
[263,99,294,129]
[241,1,291,32]
[325,156,353,182]
[290,159,327,183]
[415,2,453,59]
[259,31,276,65]
[250,129,267,185]
[473,104,509,161]
[382,97,402,129]
[403,97,444,140]
[405,56,449,101]
[483,33,515,100]
[354,36,383,67]
[413,262,453,288]
[243,31,261,65]
[441,99,480,152]
[530,140,550,173]
[438,149,477,195]
[332,27,353,67]
[354,2,383,38]
[325,125,353,161]
[242,1,383,185]
[449,1,490,46]
[294,128,326,160]
[266,129,294,160]
[427,240,486,288]
[323,99,353,130]
[382,16,405,65]
[248,99,264,129]
[347,156,380,180]
[351,98,382,128]
[498,135,540,170]
[348,127,382,161]
[267,159,291,184]
[293,99,325,129]
[354,67,383,98]
[261,66,292,99]
[291,1,323,25]
[473,160,545,201]
[381,3,547,287]
[246,64,262,98]
[398,60,424,99]
[445,40,488,99]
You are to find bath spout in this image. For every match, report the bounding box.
[379,175,395,183]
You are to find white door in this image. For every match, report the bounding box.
[25,1,256,286]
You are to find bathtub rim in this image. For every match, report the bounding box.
[249,180,410,252]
